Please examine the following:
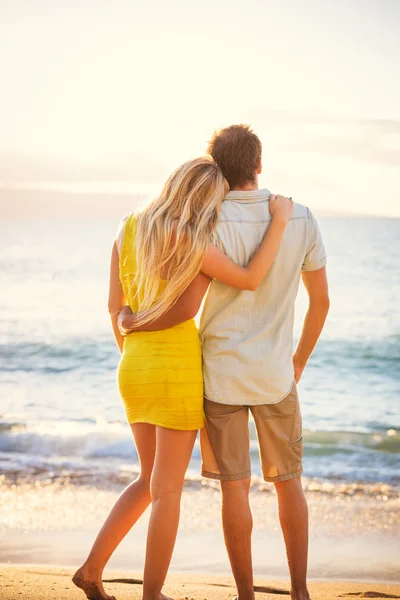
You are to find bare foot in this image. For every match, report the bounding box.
[143,594,173,600]
[72,567,116,600]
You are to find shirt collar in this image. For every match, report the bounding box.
[225,188,271,203]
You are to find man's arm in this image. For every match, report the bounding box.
[293,267,330,383]
[119,273,211,334]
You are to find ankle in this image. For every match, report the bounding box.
[142,588,164,600]
[236,585,255,600]
[79,561,103,581]
[291,583,310,600]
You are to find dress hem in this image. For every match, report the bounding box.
[126,418,204,431]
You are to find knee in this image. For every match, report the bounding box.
[221,478,252,515]
[136,474,152,499]
[274,475,303,496]
[149,478,183,503]
[220,478,252,528]
[221,477,251,498]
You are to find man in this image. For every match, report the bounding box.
[199,125,329,600]
[120,125,329,600]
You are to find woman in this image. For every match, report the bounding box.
[73,157,293,600]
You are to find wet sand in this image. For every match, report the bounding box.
[1,566,400,600]
[1,476,399,582]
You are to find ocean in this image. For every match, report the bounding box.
[1,215,399,491]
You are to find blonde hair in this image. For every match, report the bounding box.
[132,157,229,325]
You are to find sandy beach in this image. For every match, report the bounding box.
[1,566,400,600]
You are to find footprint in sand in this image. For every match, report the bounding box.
[253,585,289,595]
[339,592,400,598]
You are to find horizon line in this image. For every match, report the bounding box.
[0,183,399,220]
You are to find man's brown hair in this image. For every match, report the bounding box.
[207,124,262,190]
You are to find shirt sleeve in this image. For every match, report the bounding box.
[302,209,327,272]
[115,215,129,256]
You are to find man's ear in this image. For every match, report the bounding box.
[257,159,262,175]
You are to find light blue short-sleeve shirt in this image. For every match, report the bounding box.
[199,189,327,405]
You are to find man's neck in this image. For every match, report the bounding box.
[232,176,259,192]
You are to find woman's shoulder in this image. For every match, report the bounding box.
[115,214,133,254]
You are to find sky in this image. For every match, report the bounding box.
[1,0,400,216]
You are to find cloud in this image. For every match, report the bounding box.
[251,110,400,166]
[251,108,400,130]
[0,152,165,185]
[292,126,400,166]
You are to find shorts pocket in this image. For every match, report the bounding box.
[258,383,298,419]
[289,435,303,460]
[204,398,243,416]
[289,435,303,446]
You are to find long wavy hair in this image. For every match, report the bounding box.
[132,156,229,325]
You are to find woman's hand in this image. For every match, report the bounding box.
[269,194,294,224]
[117,305,134,335]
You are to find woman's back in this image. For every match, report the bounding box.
[118,214,167,312]
[117,213,204,431]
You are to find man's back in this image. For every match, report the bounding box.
[200,188,326,405]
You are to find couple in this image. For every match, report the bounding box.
[73,125,329,600]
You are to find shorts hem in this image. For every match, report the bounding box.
[263,469,303,483]
[201,470,251,481]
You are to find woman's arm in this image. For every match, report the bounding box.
[118,273,211,334]
[108,241,126,352]
[117,194,292,333]
[201,194,293,291]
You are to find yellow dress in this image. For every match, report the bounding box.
[117,214,204,430]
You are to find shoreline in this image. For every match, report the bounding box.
[1,563,400,586]
[1,527,399,583]
[1,477,399,583]
[1,566,400,600]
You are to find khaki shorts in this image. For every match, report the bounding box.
[200,382,303,483]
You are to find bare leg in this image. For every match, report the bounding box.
[220,478,255,600]
[73,423,156,600]
[142,427,197,600]
[275,477,311,600]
